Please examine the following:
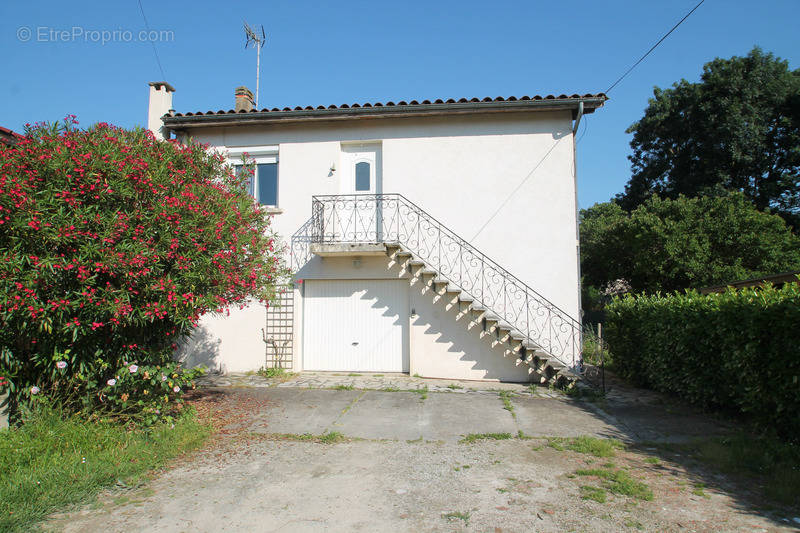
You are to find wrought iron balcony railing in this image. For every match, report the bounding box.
[291,193,581,368]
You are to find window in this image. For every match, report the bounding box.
[228,147,279,207]
[355,161,371,191]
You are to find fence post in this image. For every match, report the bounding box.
[598,322,604,394]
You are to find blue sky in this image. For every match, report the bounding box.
[1,1,798,209]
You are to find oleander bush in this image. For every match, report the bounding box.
[0,117,283,422]
[605,282,800,440]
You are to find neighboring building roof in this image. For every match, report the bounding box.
[0,126,22,145]
[698,271,800,294]
[164,93,607,129]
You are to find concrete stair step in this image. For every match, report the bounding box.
[380,246,577,389]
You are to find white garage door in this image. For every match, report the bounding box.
[304,279,408,372]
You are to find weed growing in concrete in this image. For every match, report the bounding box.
[381,387,400,392]
[442,510,471,526]
[319,431,346,444]
[333,384,354,391]
[347,373,361,377]
[499,391,516,419]
[447,384,463,390]
[460,433,513,444]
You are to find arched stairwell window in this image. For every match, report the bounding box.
[355,161,371,192]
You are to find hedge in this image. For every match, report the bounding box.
[605,282,800,441]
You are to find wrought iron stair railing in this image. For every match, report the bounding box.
[291,193,582,369]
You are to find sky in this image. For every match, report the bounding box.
[1,1,798,210]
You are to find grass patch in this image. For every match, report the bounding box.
[442,510,470,525]
[644,457,659,465]
[564,385,605,402]
[381,386,400,392]
[499,391,516,419]
[446,384,463,390]
[347,373,361,377]
[653,433,800,507]
[0,405,210,532]
[460,432,513,444]
[691,482,710,499]
[548,436,623,458]
[256,367,296,379]
[332,384,354,391]
[575,467,653,501]
[580,485,607,503]
[414,385,428,401]
[624,518,644,530]
[261,431,348,444]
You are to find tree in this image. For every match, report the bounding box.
[580,193,800,294]
[0,118,284,416]
[618,47,800,228]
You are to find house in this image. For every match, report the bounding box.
[0,126,22,146]
[149,82,606,384]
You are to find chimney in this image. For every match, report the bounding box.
[235,86,255,112]
[147,81,176,141]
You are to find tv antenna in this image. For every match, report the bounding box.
[244,21,266,107]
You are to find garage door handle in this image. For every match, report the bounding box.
[351,342,359,346]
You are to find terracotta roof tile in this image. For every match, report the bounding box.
[169,93,606,119]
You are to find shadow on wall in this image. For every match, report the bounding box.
[174,324,225,374]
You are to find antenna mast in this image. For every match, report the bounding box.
[243,21,266,107]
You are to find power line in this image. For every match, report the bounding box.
[605,0,706,94]
[137,0,166,80]
[470,138,562,242]
[576,114,589,145]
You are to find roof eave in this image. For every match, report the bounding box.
[163,97,606,130]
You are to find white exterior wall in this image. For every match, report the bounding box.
[175,111,579,377]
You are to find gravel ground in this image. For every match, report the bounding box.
[45,385,799,533]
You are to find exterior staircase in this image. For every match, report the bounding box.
[291,193,582,387]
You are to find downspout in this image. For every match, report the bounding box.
[572,101,584,369]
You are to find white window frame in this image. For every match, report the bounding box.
[226,145,280,209]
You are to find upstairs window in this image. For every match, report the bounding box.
[229,147,279,207]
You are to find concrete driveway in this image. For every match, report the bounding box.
[48,378,797,533]
[234,386,718,443]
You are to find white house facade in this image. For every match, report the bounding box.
[149,83,606,384]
